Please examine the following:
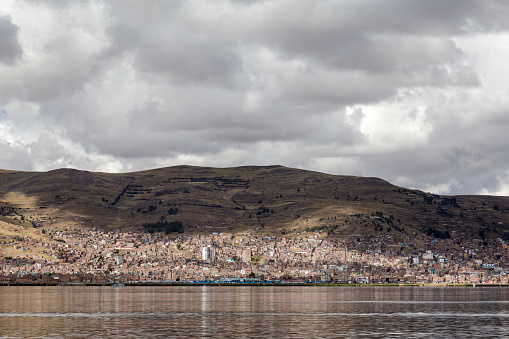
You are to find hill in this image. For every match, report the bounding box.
[1,165,509,241]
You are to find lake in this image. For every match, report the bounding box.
[0,286,508,338]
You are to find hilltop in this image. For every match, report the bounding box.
[1,165,509,241]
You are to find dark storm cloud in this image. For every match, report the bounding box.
[239,0,503,65]
[0,13,22,64]
[105,11,245,88]
[357,145,502,195]
[1,0,509,195]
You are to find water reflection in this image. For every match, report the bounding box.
[1,286,509,338]
[201,285,209,337]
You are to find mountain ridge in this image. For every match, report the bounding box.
[1,165,509,241]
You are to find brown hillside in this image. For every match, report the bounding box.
[1,165,509,240]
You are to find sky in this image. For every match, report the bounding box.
[1,0,509,196]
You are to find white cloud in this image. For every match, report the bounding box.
[423,179,459,195]
[479,172,509,196]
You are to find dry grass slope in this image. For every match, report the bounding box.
[1,165,509,241]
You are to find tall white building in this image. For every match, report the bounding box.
[202,245,215,262]
[202,246,209,261]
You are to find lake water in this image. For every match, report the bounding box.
[1,285,508,338]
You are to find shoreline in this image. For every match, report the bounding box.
[1,282,506,287]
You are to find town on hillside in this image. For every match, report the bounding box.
[1,226,509,285]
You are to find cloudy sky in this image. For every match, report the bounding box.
[1,0,509,195]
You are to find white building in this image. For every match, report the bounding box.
[202,245,215,262]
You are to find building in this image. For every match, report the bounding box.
[202,245,215,262]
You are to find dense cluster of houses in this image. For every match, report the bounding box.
[1,227,508,284]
